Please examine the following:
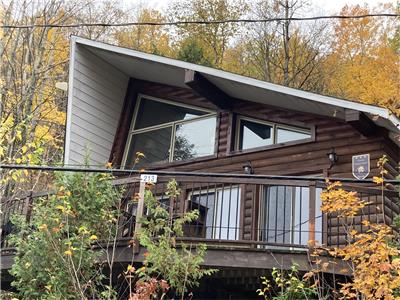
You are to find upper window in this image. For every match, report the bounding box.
[236,116,311,151]
[123,96,217,168]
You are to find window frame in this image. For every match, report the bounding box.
[122,94,217,167]
[233,115,314,153]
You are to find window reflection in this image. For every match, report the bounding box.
[174,117,216,161]
[134,98,207,130]
[123,96,217,167]
[236,116,311,151]
[239,119,273,150]
[276,127,311,144]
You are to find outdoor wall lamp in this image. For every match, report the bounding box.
[327,148,338,168]
[243,161,254,174]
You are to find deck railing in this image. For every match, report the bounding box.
[1,173,399,250]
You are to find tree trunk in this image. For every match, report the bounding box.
[283,0,290,86]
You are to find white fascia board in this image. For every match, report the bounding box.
[63,36,77,165]
[72,36,399,133]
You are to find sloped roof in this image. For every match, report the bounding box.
[71,36,400,145]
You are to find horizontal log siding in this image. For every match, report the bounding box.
[112,80,399,243]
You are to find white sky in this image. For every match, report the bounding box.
[130,0,397,13]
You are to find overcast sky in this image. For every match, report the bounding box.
[127,0,396,14]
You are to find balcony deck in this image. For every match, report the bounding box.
[1,172,399,276]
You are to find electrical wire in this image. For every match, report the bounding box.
[2,13,399,29]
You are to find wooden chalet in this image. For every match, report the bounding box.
[1,36,400,298]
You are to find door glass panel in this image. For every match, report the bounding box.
[173,117,216,161]
[134,98,207,130]
[292,187,310,245]
[191,187,241,240]
[214,187,241,240]
[276,127,311,143]
[239,119,273,150]
[262,186,292,244]
[261,186,322,246]
[125,127,172,168]
[191,193,216,239]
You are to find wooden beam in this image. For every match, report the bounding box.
[184,70,232,110]
[101,244,351,276]
[345,109,378,137]
[109,78,140,167]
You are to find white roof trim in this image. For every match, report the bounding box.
[70,36,400,133]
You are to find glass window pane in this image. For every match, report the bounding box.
[134,98,208,130]
[276,127,311,143]
[124,127,172,168]
[173,117,216,161]
[293,187,309,245]
[261,185,323,246]
[263,186,292,244]
[239,119,273,150]
[214,187,241,240]
[191,193,215,238]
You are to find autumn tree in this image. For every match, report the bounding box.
[169,0,248,68]
[114,7,173,56]
[224,0,328,92]
[323,4,400,115]
[0,0,127,200]
[177,38,213,66]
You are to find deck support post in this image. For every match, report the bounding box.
[134,180,146,253]
[309,182,316,246]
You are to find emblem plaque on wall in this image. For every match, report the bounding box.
[352,154,370,180]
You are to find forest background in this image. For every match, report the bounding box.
[0,0,399,167]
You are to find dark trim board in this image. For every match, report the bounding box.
[104,245,351,276]
[1,246,350,276]
[109,78,140,167]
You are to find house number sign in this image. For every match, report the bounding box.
[140,174,158,183]
[352,154,370,180]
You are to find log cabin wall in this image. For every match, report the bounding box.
[111,79,400,244]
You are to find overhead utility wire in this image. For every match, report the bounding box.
[1,164,399,184]
[2,13,399,29]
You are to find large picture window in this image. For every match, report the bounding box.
[235,116,311,151]
[123,95,217,167]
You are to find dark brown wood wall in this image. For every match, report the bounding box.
[111,79,400,243]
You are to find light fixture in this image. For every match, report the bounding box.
[327,148,338,167]
[243,161,254,174]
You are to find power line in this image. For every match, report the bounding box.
[2,13,399,29]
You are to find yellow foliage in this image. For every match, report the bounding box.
[114,9,172,56]
[324,4,400,115]
[314,168,400,299]
[373,176,384,184]
[38,224,48,231]
[320,181,367,217]
[336,224,400,299]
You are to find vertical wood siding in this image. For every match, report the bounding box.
[66,45,129,165]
